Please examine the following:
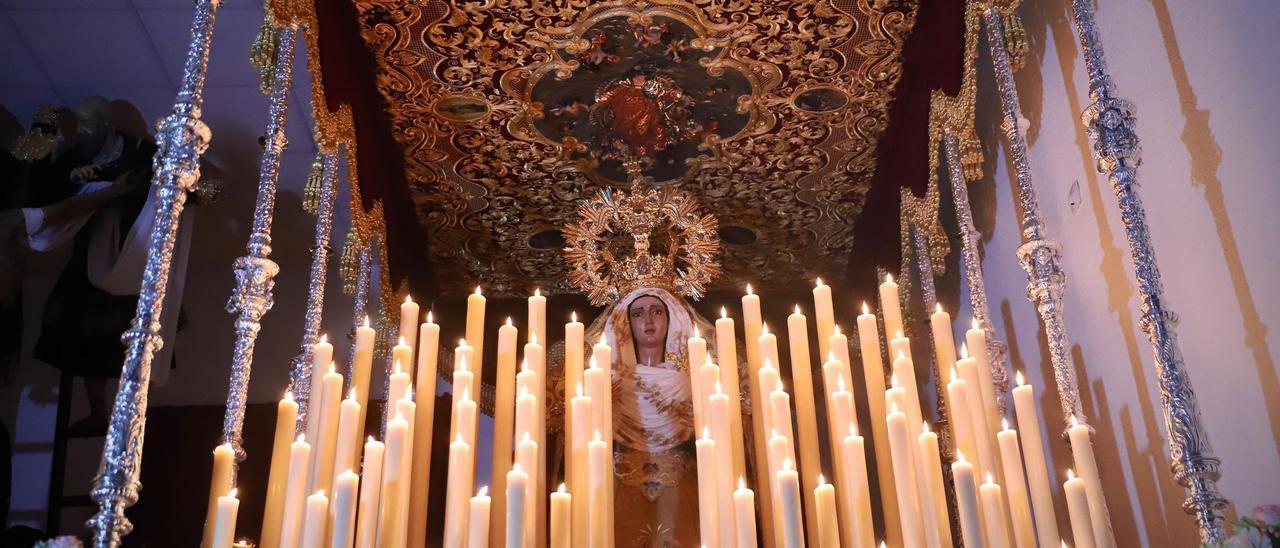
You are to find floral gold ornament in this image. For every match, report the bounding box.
[353,0,919,294]
[563,182,721,306]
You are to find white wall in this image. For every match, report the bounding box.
[968,0,1280,544]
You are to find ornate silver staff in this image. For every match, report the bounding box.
[981,8,1087,431]
[943,130,1013,415]
[221,23,298,465]
[88,0,222,544]
[1068,0,1229,540]
[289,151,340,434]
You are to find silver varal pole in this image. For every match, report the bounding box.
[981,8,1088,430]
[88,0,221,544]
[1068,0,1229,540]
[221,24,298,464]
[943,130,1012,414]
[291,150,340,434]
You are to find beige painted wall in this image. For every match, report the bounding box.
[965,0,1280,545]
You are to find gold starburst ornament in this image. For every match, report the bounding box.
[563,183,721,306]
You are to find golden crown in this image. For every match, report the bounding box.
[563,183,721,306]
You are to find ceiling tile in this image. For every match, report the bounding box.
[0,12,49,89]
[137,6,265,88]
[201,85,315,157]
[11,9,170,89]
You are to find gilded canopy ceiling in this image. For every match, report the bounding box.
[350,0,920,296]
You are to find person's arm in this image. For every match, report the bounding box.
[37,176,129,226]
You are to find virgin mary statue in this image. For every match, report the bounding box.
[550,183,737,547]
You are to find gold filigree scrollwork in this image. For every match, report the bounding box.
[353,0,920,295]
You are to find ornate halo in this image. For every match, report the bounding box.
[563,183,721,306]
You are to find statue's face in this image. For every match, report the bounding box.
[628,295,668,352]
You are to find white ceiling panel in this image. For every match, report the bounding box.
[12,9,171,89]
[138,6,266,89]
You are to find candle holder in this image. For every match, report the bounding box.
[1067,0,1230,541]
[88,0,222,544]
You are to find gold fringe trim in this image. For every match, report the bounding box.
[302,152,324,215]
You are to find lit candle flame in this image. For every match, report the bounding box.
[531,332,538,345]
[833,325,842,336]
[474,286,482,296]
[794,304,801,315]
[558,483,567,493]
[329,362,337,374]
[720,306,727,319]
[815,277,824,287]
[571,311,578,322]
[405,295,413,304]
[837,374,846,392]
[1016,370,1025,386]
[972,318,980,331]
[986,472,995,484]
[761,323,770,335]
[399,335,407,346]
[783,458,794,471]
[1067,468,1076,481]
[593,430,602,443]
[363,316,370,328]
[297,433,306,443]
[394,360,402,375]
[694,325,701,338]
[227,488,238,499]
[284,390,294,402]
[890,372,898,388]
[885,273,894,284]
[427,311,434,324]
[319,334,328,344]
[477,486,489,497]
[936,302,943,314]
[890,401,898,414]
[534,288,541,297]
[849,422,859,438]
[1002,418,1010,431]
[922,421,931,433]
[895,330,903,339]
[738,476,747,490]
[715,380,723,394]
[956,450,966,462]
[348,386,357,400]
[702,426,712,440]
[404,385,414,401]
[960,343,969,359]
[575,383,583,398]
[598,333,606,345]
[818,473,827,485]
[506,317,513,326]
[745,283,754,296]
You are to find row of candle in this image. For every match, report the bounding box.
[198,275,1116,548]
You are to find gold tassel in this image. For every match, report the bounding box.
[1003,12,1030,73]
[249,17,279,95]
[302,153,324,215]
[339,226,363,295]
[960,135,985,182]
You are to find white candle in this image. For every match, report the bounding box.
[785,305,822,544]
[966,320,1001,435]
[508,466,529,548]
[841,425,875,548]
[708,383,738,548]
[885,403,924,548]
[588,432,609,548]
[689,326,709,433]
[525,332,548,548]
[408,313,440,548]
[210,487,239,548]
[330,470,359,548]
[856,302,900,548]
[879,274,903,342]
[570,388,592,548]
[952,454,984,548]
[947,370,980,481]
[392,394,417,541]
[812,278,836,360]
[824,370,857,548]
[696,430,721,548]
[443,434,474,548]
[492,318,519,547]
[310,364,344,496]
[466,286,486,374]
[957,345,999,483]
[393,338,414,386]
[551,484,572,548]
[280,435,312,547]
[742,285,774,548]
[1064,470,1097,548]
[352,319,376,438]
[378,414,410,547]
[301,490,329,548]
[981,474,1012,548]
[305,335,334,457]
[1068,417,1115,548]
[715,307,747,482]
[528,288,546,344]
[515,434,538,548]
[997,420,1037,548]
[262,393,298,548]
[332,389,362,493]
[355,438,383,548]
[1011,373,1061,547]
[918,423,953,548]
[733,478,758,548]
[758,324,781,384]
[564,312,585,507]
[929,304,958,381]
[388,358,411,412]
[399,296,419,354]
[202,443,235,548]
[777,460,805,548]
[814,475,841,548]
[468,486,492,548]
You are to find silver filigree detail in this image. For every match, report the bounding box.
[88,0,221,544]
[1068,0,1229,541]
[221,25,298,464]
[982,8,1087,431]
[943,130,1012,415]
[290,150,340,434]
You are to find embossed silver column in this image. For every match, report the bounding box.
[221,24,298,463]
[1068,0,1229,540]
[290,150,340,434]
[982,8,1087,430]
[88,0,221,544]
[943,130,1012,414]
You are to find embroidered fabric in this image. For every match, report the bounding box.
[614,446,691,502]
